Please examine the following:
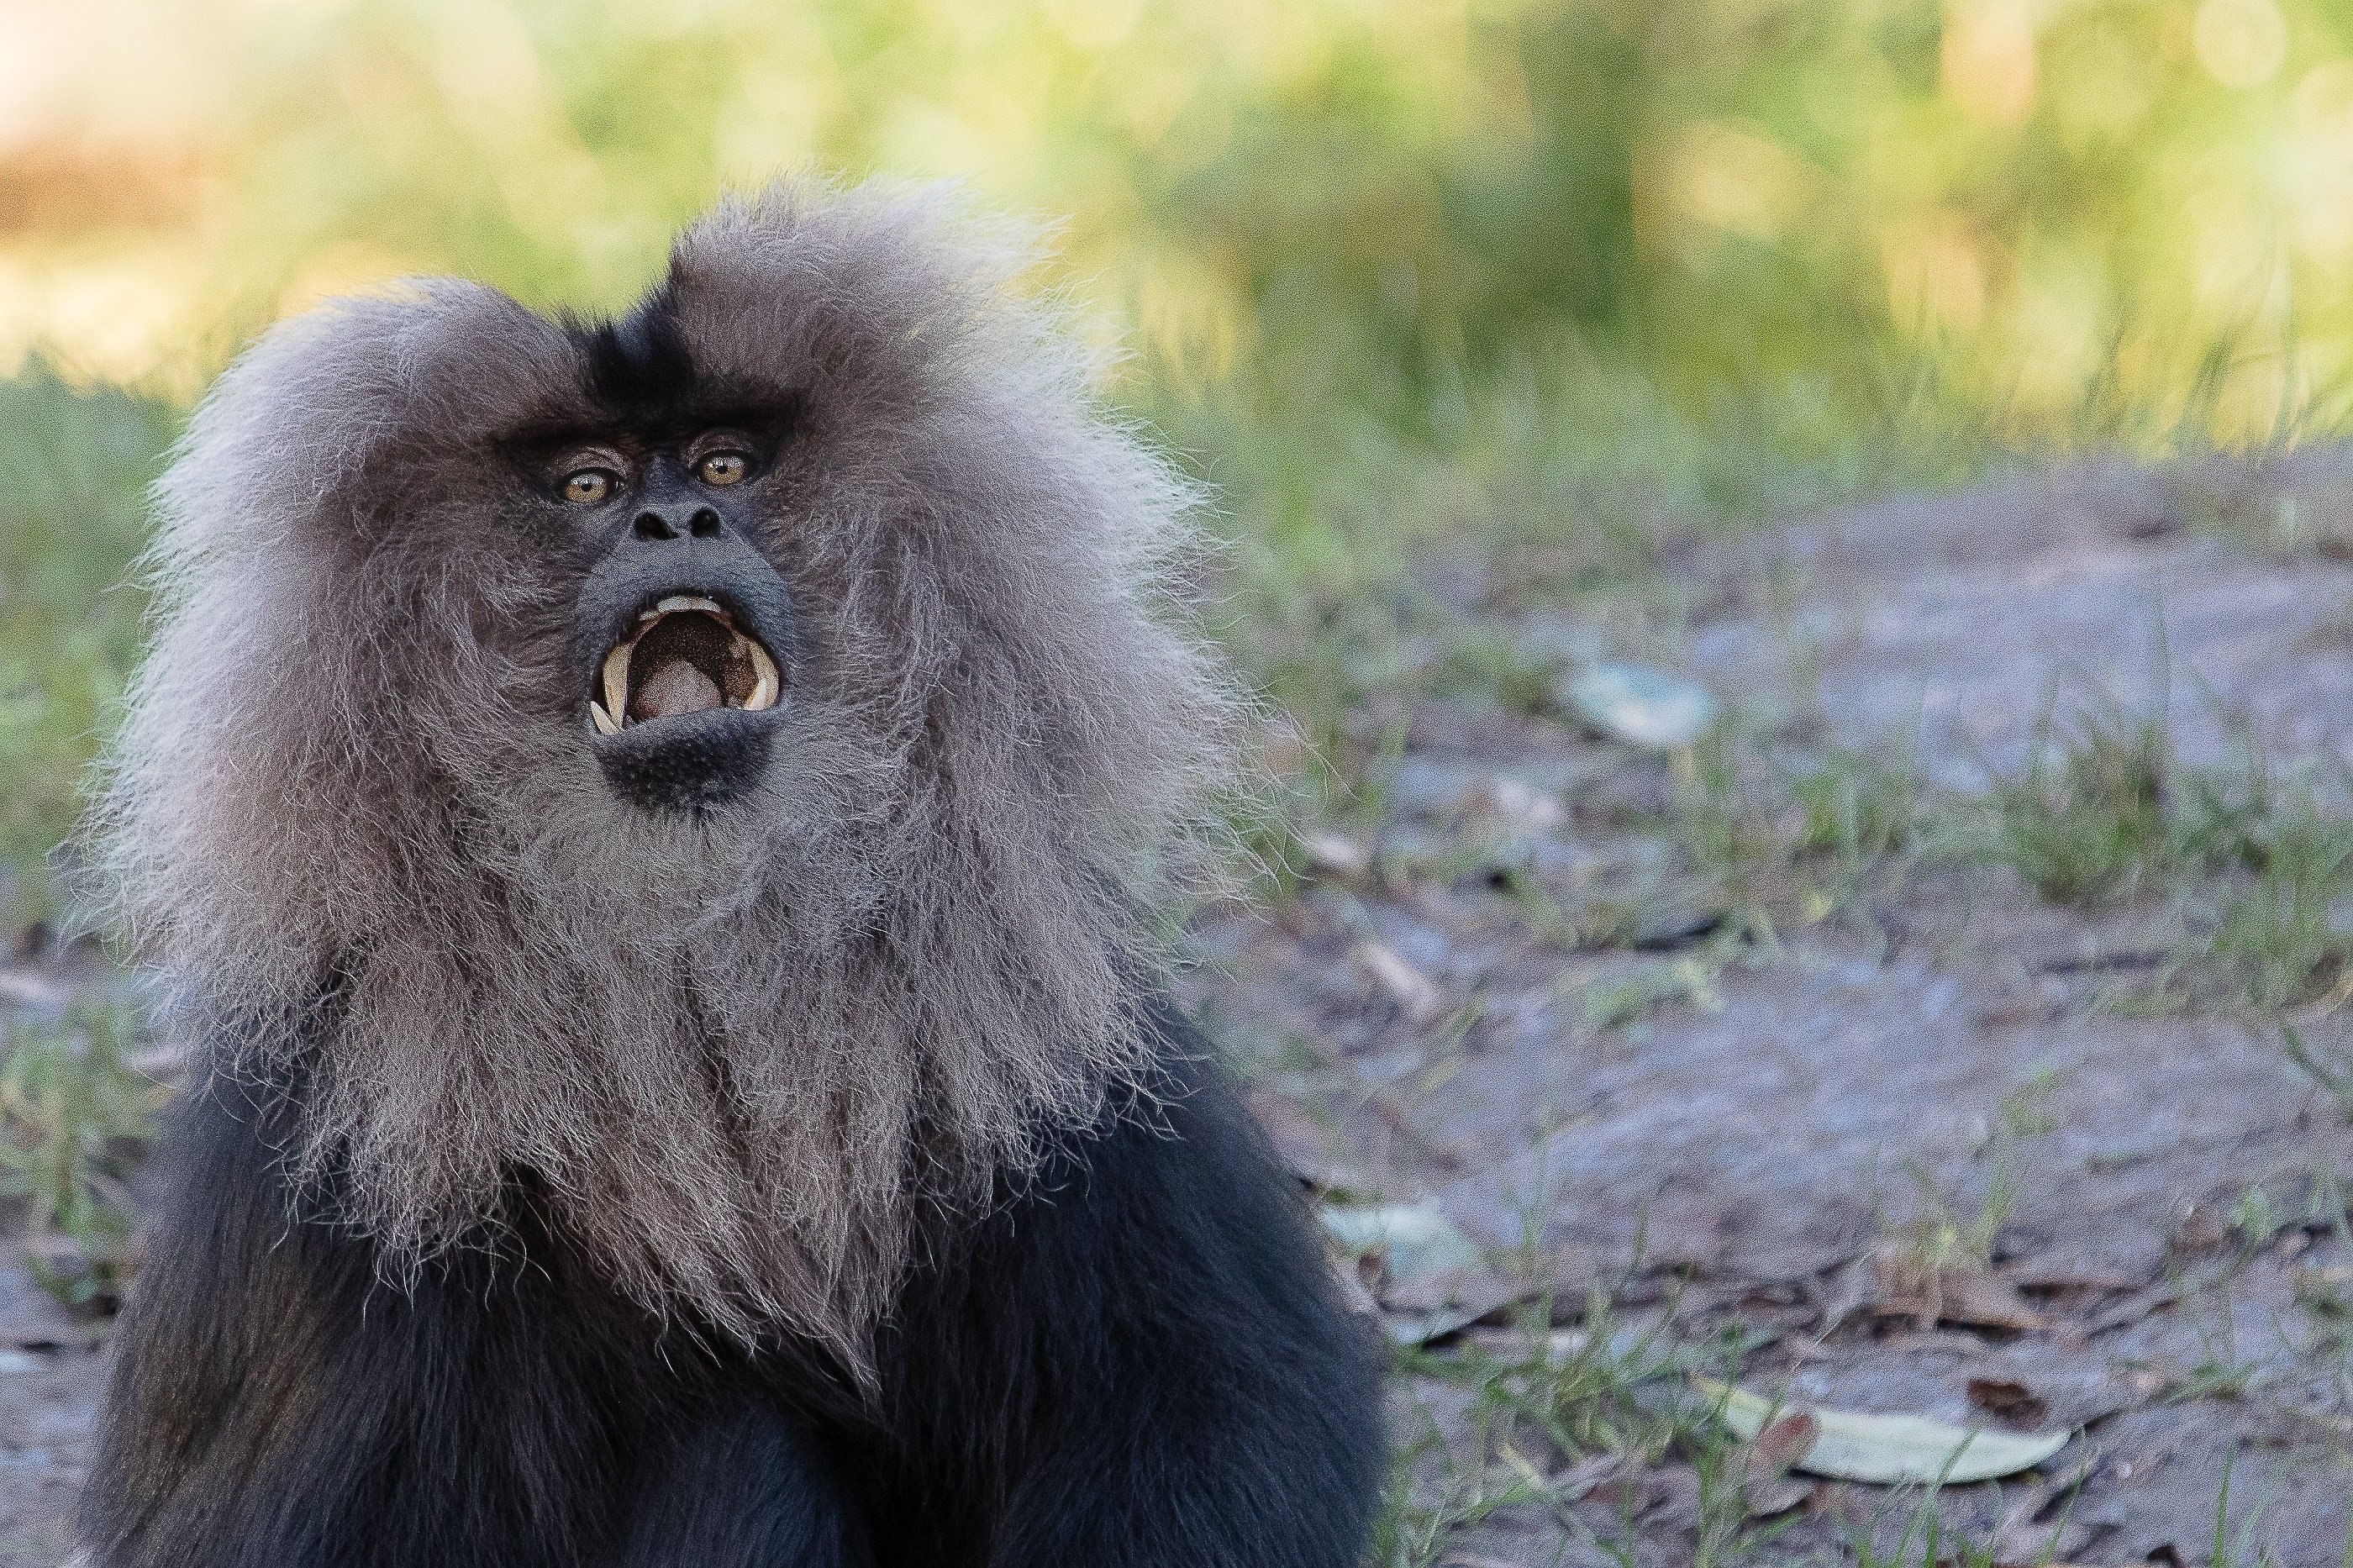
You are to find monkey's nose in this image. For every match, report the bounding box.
[632,504,724,542]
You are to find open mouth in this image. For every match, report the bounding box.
[588,594,782,735]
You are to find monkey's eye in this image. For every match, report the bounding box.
[695,451,750,487]
[561,469,617,505]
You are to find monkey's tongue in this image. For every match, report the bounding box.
[628,655,724,721]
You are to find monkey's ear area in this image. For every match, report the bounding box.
[162,279,585,546]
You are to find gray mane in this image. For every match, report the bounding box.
[85,182,1248,1360]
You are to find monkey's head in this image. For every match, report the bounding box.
[547,400,799,813]
[91,183,1245,1353]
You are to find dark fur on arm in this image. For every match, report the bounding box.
[865,1003,1386,1568]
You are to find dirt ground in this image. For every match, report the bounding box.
[1195,457,2353,1565]
[6,461,2353,1564]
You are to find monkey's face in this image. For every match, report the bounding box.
[520,418,798,812]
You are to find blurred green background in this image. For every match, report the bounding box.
[3,0,2351,919]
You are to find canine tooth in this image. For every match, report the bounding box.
[745,641,780,711]
[588,700,620,736]
[601,643,631,722]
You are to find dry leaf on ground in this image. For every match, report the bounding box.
[1965,1376,2050,1427]
[1565,663,1718,750]
[1699,1378,2071,1485]
[1870,1247,2053,1332]
[1319,1199,1524,1344]
[1348,940,1445,1024]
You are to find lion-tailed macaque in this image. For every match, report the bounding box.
[76,182,1381,1568]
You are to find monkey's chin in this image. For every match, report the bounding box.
[591,704,785,812]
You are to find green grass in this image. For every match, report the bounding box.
[0,372,173,1304]
[2204,803,2353,1011]
[1375,1297,1777,1568]
[1791,743,1929,875]
[0,1002,164,1308]
[1973,703,2353,1006]
[1987,713,2179,907]
[2283,1024,2353,1122]
[0,369,171,926]
[1976,702,2299,913]
[1871,701,2353,1013]
[1270,594,2353,1034]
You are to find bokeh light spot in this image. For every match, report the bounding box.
[2194,0,2287,88]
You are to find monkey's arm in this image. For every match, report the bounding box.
[76,1070,647,1568]
[886,1008,1387,1568]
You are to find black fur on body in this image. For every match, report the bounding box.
[85,1002,1377,1566]
[77,182,1382,1565]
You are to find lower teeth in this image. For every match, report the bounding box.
[591,618,781,733]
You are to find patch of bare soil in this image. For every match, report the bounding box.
[1196,460,2353,1565]
[0,1261,105,1565]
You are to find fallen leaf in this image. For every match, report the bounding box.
[1349,940,1445,1024]
[1754,1409,1820,1471]
[1319,1199,1522,1344]
[1871,1248,2052,1332]
[1698,1378,2071,1485]
[1740,1405,1824,1518]
[1966,1376,2050,1428]
[1744,1475,1813,1518]
[1566,663,1718,750]
[1379,1292,1520,1347]
[1319,1200,1482,1279]
[1297,829,1370,881]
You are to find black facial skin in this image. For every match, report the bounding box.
[545,431,798,813]
[529,300,805,813]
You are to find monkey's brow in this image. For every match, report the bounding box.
[683,425,762,455]
[502,432,634,477]
[617,392,803,449]
[550,442,631,468]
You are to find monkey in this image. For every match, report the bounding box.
[73,182,1384,1567]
